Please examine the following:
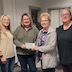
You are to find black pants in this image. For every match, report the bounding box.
[42,68,55,72]
[62,64,72,72]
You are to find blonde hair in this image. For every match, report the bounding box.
[20,13,33,27]
[39,12,51,22]
[0,14,12,36]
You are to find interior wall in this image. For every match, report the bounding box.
[41,0,72,12]
[2,0,41,31]
[40,0,72,29]
[2,0,72,30]
[0,0,3,17]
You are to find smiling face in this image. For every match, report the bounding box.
[61,9,71,24]
[40,12,51,30]
[40,16,50,29]
[2,16,10,28]
[22,15,31,28]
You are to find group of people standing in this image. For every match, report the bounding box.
[0,8,72,72]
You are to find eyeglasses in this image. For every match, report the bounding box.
[61,13,70,16]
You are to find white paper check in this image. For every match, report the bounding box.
[25,43,35,49]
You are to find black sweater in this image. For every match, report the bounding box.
[57,25,72,65]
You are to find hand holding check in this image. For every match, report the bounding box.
[25,43,38,51]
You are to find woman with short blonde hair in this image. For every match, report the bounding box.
[40,12,51,21]
[31,12,57,72]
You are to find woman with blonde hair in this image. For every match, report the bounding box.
[0,14,15,72]
[31,12,57,72]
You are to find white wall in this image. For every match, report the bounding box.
[40,0,72,29]
[41,0,72,12]
[3,0,41,31]
[2,0,72,31]
[0,0,3,17]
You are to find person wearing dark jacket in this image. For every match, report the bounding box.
[57,9,72,72]
[13,13,38,72]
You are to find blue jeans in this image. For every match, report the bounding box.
[0,61,6,72]
[17,54,37,72]
[0,67,1,72]
[6,56,15,72]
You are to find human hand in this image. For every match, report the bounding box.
[1,56,6,64]
[31,46,38,51]
[0,51,3,59]
[21,44,26,49]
